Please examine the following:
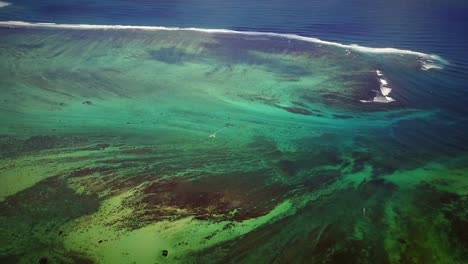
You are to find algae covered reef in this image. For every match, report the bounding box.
[0,26,466,263]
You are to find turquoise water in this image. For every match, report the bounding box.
[0,1,467,263]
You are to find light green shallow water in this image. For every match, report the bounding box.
[0,27,466,263]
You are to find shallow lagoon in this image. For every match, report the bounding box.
[0,25,467,263]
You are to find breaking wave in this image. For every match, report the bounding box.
[360,70,395,104]
[0,1,11,8]
[0,20,448,70]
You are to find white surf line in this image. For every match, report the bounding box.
[0,20,447,65]
[0,1,11,8]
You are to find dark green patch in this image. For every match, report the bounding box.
[279,105,312,115]
[148,47,202,64]
[333,114,354,119]
[278,159,298,177]
[194,182,395,263]
[0,177,100,260]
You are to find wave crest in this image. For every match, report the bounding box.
[0,20,447,69]
[0,1,11,8]
[360,70,395,104]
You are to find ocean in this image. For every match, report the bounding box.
[0,1,467,263]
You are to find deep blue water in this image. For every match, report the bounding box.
[1,0,467,59]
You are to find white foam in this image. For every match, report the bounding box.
[360,70,395,104]
[380,86,392,96]
[0,20,446,63]
[360,95,395,104]
[0,1,10,8]
[376,95,395,103]
[379,79,388,86]
[421,62,443,71]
